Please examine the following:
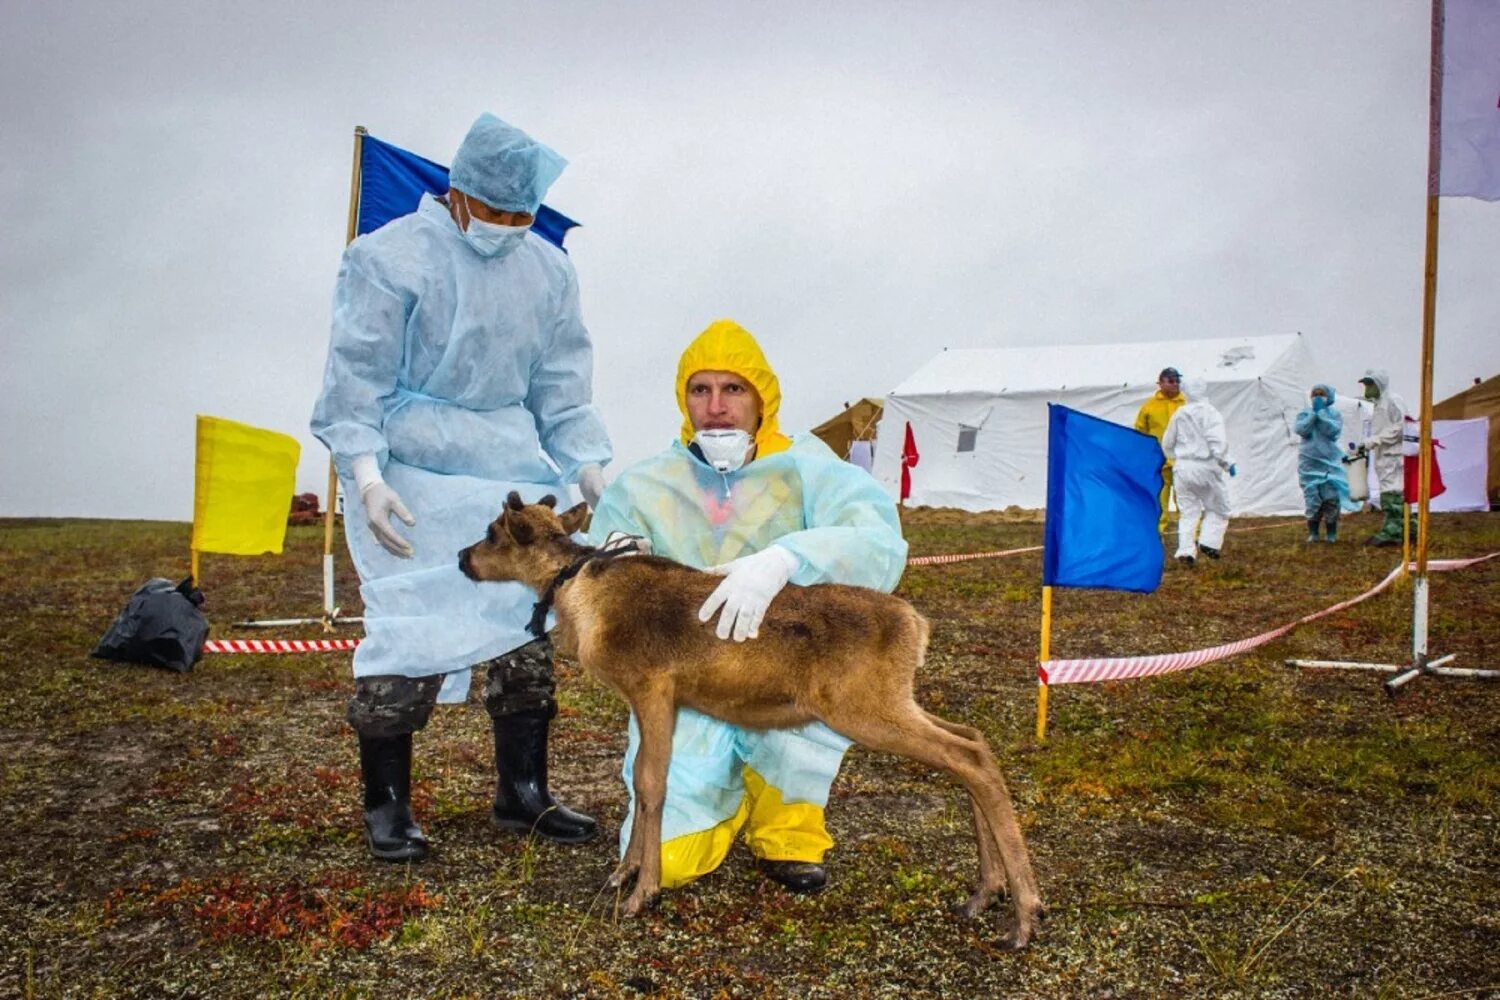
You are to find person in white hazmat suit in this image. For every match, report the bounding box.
[1160,375,1235,566]
[587,320,908,894]
[311,113,611,862]
[1358,368,1415,547]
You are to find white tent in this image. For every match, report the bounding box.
[872,333,1320,516]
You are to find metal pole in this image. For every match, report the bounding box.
[1284,659,1400,674]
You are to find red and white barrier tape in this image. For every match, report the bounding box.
[1039,552,1498,686]
[906,519,1301,567]
[908,545,1042,567]
[203,638,361,654]
[203,553,1494,661]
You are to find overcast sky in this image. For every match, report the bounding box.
[3,0,1496,520]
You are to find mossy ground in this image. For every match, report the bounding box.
[2,510,1497,998]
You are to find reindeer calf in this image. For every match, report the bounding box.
[459,493,1044,949]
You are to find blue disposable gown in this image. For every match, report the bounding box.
[587,434,908,877]
[311,194,611,700]
[1294,384,1350,503]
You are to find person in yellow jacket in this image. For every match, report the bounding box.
[1134,366,1188,533]
[587,319,908,893]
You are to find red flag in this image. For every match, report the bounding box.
[1403,417,1447,501]
[900,422,920,502]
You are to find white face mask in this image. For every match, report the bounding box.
[455,193,529,258]
[462,217,529,258]
[694,429,753,473]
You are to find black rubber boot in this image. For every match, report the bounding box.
[757,859,828,894]
[491,709,598,844]
[358,733,429,863]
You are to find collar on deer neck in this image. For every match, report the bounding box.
[526,543,637,639]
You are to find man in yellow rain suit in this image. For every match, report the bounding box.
[1134,366,1188,533]
[587,319,907,893]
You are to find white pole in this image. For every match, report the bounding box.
[1412,576,1430,662]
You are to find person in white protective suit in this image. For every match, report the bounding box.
[1358,368,1415,547]
[311,113,611,862]
[587,319,908,894]
[1160,375,1235,566]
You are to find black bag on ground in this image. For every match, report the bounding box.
[91,577,209,673]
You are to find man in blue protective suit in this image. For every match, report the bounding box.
[1295,383,1349,543]
[587,319,908,894]
[311,113,611,862]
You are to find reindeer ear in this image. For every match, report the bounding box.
[538,494,558,509]
[506,491,525,512]
[559,502,591,536]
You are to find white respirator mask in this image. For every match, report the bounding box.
[456,193,529,258]
[462,217,529,258]
[694,428,753,474]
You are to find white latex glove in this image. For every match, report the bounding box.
[698,545,799,642]
[351,454,416,558]
[600,530,652,556]
[577,463,607,509]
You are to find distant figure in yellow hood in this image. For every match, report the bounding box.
[589,319,908,894]
[1135,366,1188,533]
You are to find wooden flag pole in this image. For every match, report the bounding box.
[1401,497,1411,580]
[1291,0,1494,691]
[1035,585,1053,742]
[317,126,367,627]
[1409,179,1441,668]
[1389,0,1445,689]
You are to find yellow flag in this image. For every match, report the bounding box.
[192,415,301,555]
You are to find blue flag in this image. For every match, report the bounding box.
[356,132,580,252]
[1042,404,1164,593]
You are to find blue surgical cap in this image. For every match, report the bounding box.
[448,113,567,215]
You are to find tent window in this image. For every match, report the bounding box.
[957,425,979,453]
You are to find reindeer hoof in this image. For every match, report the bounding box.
[953,891,998,920]
[606,863,637,891]
[999,906,1045,950]
[998,930,1033,951]
[622,889,658,917]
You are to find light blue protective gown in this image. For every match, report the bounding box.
[1294,384,1350,511]
[586,434,908,859]
[311,194,610,701]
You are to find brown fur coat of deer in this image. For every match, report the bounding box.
[459,493,1044,949]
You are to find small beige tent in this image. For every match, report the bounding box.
[811,398,884,461]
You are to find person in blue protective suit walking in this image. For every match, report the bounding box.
[311,113,611,862]
[586,319,908,894]
[1294,383,1349,543]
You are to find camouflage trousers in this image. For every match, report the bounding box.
[346,637,557,738]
